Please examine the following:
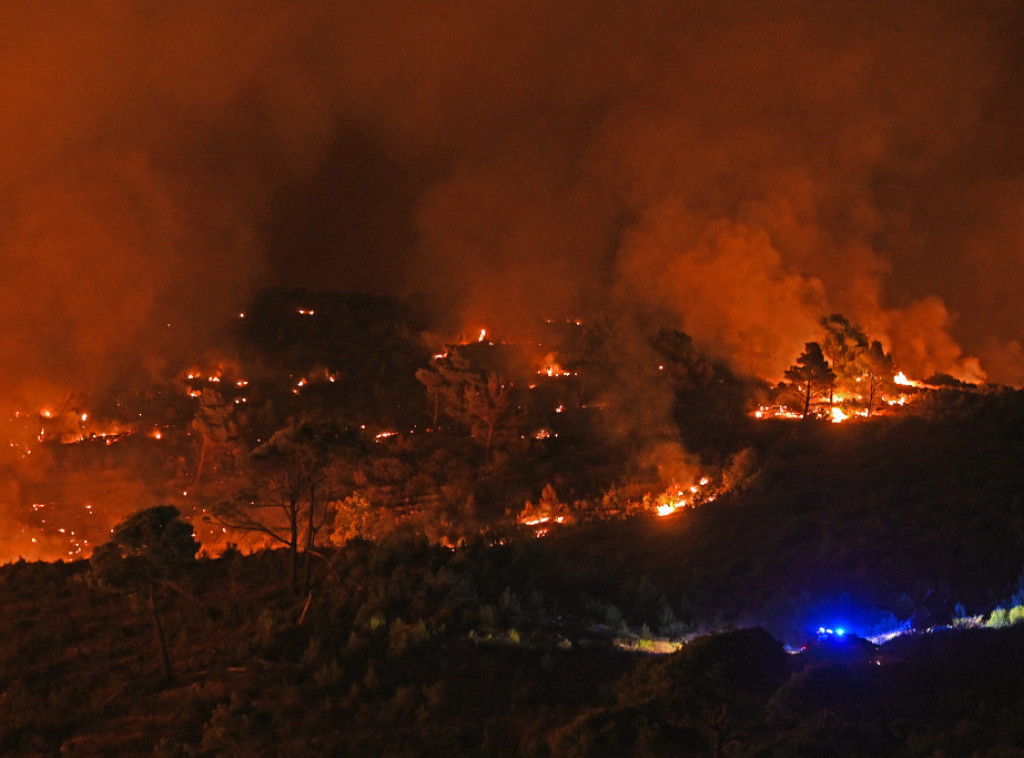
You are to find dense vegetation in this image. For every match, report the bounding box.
[5,530,1024,756]
[6,288,1024,755]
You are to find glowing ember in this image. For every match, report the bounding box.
[538,353,576,377]
[477,328,487,342]
[752,405,803,420]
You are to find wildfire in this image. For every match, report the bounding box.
[539,363,575,378]
[654,477,713,517]
[752,405,803,420]
[754,367,926,423]
[517,487,572,535]
[894,371,924,387]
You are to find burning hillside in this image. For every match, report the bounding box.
[0,291,1009,565]
[747,314,982,423]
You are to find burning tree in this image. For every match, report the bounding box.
[783,342,836,418]
[820,315,869,401]
[90,505,199,684]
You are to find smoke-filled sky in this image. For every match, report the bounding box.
[3,0,1024,396]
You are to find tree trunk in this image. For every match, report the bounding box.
[194,434,208,485]
[302,485,317,596]
[802,381,812,418]
[148,582,173,684]
[289,509,299,596]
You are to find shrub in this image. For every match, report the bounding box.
[987,607,1010,628]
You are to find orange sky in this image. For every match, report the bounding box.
[0,0,1021,389]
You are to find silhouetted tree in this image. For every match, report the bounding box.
[862,340,896,417]
[215,419,356,594]
[90,505,199,684]
[191,389,238,485]
[416,349,520,450]
[821,315,869,379]
[416,351,474,427]
[784,342,836,418]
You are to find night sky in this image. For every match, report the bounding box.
[2,0,1023,402]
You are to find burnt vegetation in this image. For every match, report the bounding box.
[5,289,1024,755]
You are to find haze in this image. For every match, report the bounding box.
[2,0,1022,399]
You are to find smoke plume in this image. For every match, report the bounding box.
[2,0,1024,395]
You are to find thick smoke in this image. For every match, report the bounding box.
[2,0,1023,559]
[1,0,1022,397]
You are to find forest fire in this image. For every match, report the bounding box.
[538,356,575,378]
[894,372,925,388]
[0,297,994,567]
[749,317,937,422]
[653,477,714,517]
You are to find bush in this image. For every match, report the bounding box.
[987,607,1010,628]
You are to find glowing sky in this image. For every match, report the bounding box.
[1,0,1023,391]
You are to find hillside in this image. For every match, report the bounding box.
[5,526,1024,756]
[4,294,1024,755]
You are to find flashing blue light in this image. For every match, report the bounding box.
[815,625,849,641]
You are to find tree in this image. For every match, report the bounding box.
[862,340,896,417]
[416,349,520,450]
[652,327,715,393]
[191,389,239,486]
[416,351,474,427]
[820,314,869,403]
[90,505,199,684]
[463,372,515,451]
[783,342,836,418]
[214,419,355,594]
